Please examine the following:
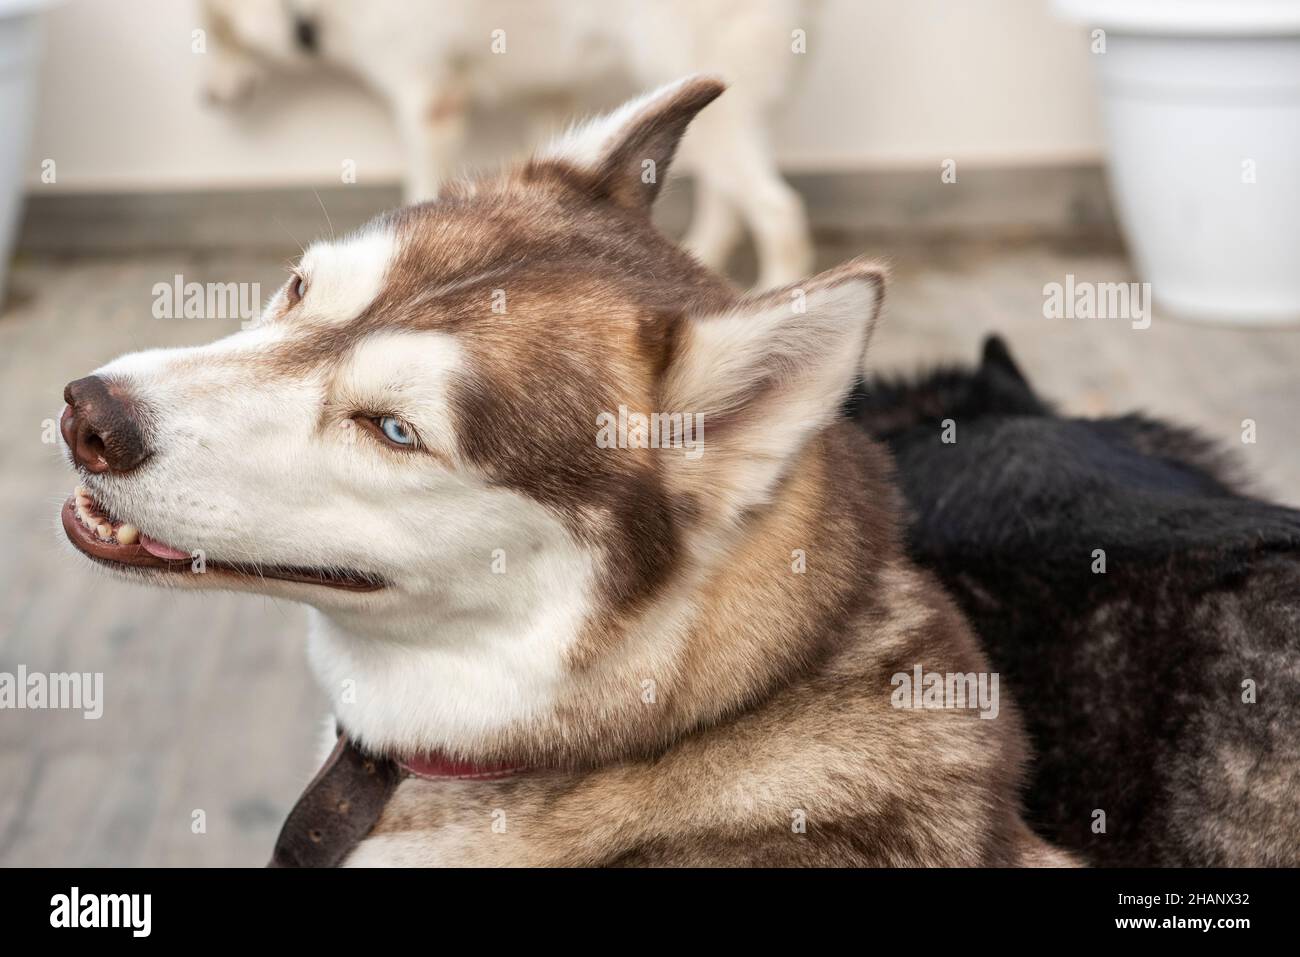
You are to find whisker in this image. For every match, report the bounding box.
[274,216,308,258]
[313,188,336,242]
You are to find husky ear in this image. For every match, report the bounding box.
[980,335,1029,387]
[538,75,725,211]
[663,259,887,512]
[976,334,1047,415]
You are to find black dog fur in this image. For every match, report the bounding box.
[846,337,1300,866]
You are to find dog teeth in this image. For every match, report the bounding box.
[73,487,143,546]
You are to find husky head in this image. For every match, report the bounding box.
[60,77,886,757]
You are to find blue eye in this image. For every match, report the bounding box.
[377,416,415,447]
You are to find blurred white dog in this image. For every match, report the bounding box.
[200,0,815,288]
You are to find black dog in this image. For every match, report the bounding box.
[847,337,1300,866]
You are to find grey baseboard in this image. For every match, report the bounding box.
[16,165,1118,257]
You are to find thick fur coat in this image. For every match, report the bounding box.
[848,337,1300,866]
[58,80,1068,866]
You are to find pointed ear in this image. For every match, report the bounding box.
[663,258,887,512]
[537,74,725,211]
[979,334,1029,387]
[977,334,1048,415]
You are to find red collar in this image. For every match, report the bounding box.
[397,752,525,781]
[270,736,524,867]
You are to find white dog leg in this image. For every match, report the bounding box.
[681,177,743,274]
[199,40,267,106]
[729,150,813,290]
[684,101,812,289]
[392,86,468,203]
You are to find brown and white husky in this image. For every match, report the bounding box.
[57,77,1071,867]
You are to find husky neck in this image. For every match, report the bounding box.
[308,423,893,766]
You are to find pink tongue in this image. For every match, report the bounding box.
[140,535,190,560]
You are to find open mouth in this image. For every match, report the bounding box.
[61,485,385,592]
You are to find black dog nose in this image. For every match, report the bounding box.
[61,376,151,475]
[294,16,319,53]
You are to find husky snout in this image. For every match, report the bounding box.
[61,375,151,475]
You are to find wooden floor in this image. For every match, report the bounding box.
[1,234,1297,866]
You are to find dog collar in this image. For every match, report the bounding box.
[269,734,402,868]
[269,733,525,867]
[398,752,524,781]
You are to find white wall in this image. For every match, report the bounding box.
[28,0,1104,192]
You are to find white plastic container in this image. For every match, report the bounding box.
[1055,0,1300,324]
[0,0,47,304]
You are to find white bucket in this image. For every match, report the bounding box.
[0,0,47,304]
[1056,0,1300,325]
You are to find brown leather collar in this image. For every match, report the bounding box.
[268,733,404,868]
